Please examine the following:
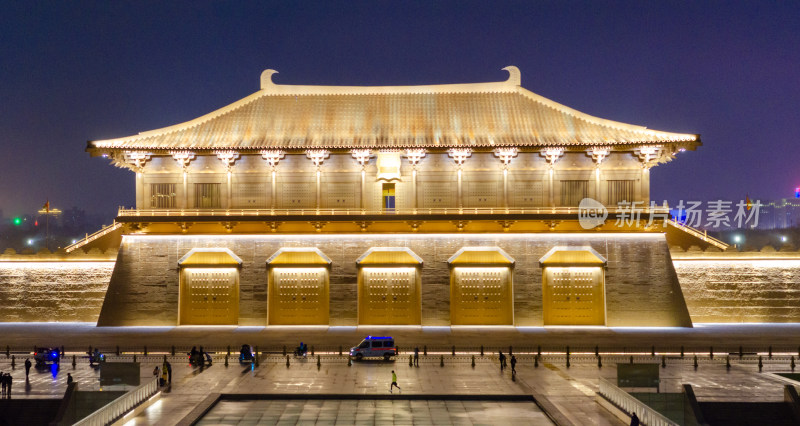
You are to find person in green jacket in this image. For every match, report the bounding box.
[390,370,401,393]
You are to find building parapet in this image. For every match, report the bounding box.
[671,250,800,260]
[665,220,728,250]
[64,222,122,253]
[117,206,670,218]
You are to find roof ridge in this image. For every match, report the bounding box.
[87,66,700,151]
[258,66,520,95]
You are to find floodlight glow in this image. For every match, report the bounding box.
[733,235,742,243]
[27,239,33,245]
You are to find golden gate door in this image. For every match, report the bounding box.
[269,267,329,325]
[359,267,419,325]
[451,267,513,325]
[543,267,605,325]
[180,268,239,325]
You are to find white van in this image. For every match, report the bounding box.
[349,336,397,361]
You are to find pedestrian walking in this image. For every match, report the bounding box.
[24,359,31,380]
[0,371,4,395]
[498,351,506,371]
[413,347,419,366]
[166,360,172,383]
[511,355,517,374]
[6,373,12,396]
[630,412,640,426]
[67,373,73,385]
[389,370,401,393]
[153,365,160,378]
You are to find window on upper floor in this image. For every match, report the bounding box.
[232,183,266,209]
[194,183,221,209]
[150,183,176,209]
[607,180,635,207]
[560,180,588,207]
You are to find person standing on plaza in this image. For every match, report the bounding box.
[498,351,506,371]
[389,370,401,393]
[160,361,169,386]
[24,359,31,380]
[67,373,73,385]
[413,347,419,367]
[510,355,517,374]
[165,360,172,384]
[0,371,5,395]
[6,373,12,397]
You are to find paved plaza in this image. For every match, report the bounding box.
[0,354,792,425]
[197,399,552,425]
[0,324,798,425]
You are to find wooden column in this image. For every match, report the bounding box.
[306,150,330,211]
[261,150,285,211]
[541,148,563,208]
[493,148,518,211]
[404,149,426,213]
[448,149,472,212]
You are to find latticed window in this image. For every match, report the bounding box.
[559,180,588,207]
[194,183,221,208]
[233,183,266,208]
[150,183,176,208]
[607,180,635,206]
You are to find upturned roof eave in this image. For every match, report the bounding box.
[87,138,700,155]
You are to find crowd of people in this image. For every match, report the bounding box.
[153,360,172,386]
[188,346,212,367]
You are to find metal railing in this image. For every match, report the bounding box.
[64,222,123,253]
[597,377,678,426]
[118,206,671,217]
[666,219,728,250]
[73,376,159,426]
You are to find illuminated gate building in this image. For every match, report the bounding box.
[87,67,709,327]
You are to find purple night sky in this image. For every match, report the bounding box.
[1,2,798,219]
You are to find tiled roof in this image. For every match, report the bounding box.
[88,67,699,152]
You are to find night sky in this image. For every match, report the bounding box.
[2,1,799,220]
